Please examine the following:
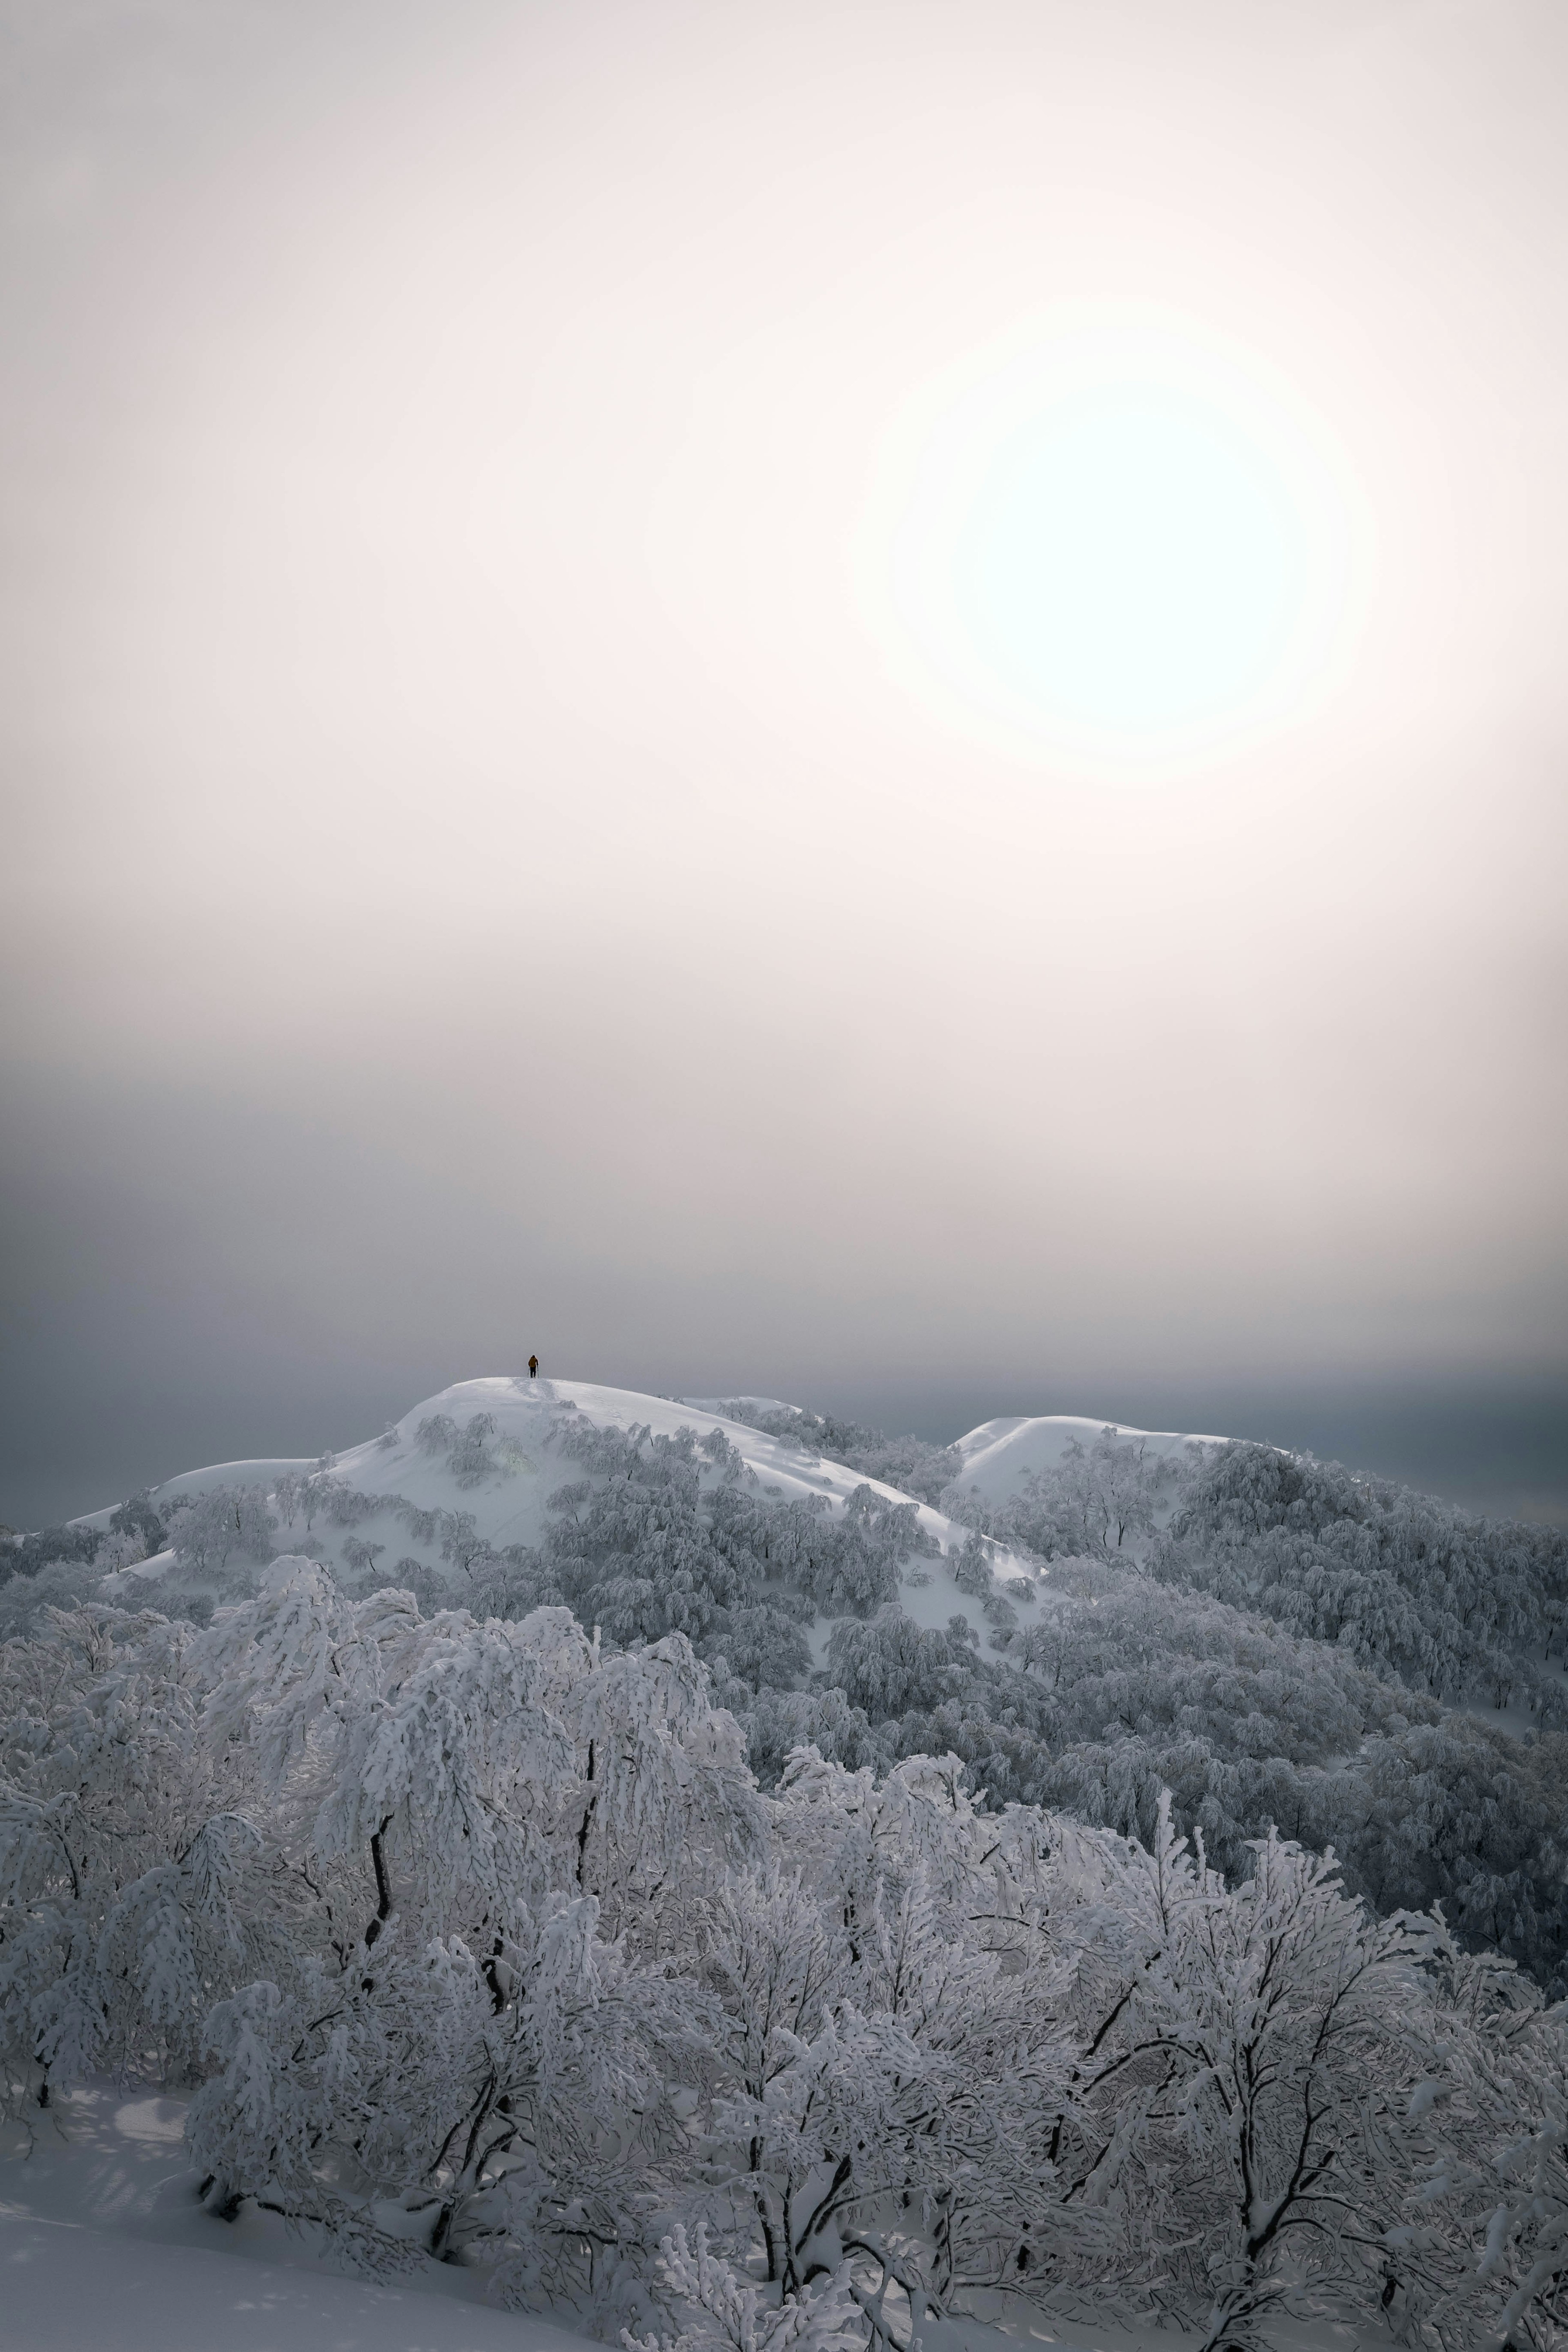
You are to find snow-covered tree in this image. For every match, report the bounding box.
[823,1610,967,1719]
[165,1484,278,1576]
[1393,1922,1568,2349]
[0,1599,276,2117]
[1153,1440,1568,1714]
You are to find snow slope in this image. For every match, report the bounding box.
[90,1377,1044,1646]
[949,1414,1222,1509]
[677,1395,804,1420]
[71,1457,316,1530]
[0,2083,612,2352]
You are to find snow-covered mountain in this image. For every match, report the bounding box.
[88,1375,1183,1646]
[13,1377,1568,2352]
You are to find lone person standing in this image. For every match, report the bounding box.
[528,1354,539,1379]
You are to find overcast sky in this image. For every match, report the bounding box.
[2,0,1564,1528]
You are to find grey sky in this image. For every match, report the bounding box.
[2,0,1564,1528]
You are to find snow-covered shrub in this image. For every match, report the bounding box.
[626,2220,864,2352]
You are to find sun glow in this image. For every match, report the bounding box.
[853,307,1371,779]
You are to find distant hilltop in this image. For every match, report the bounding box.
[62,1375,1216,1647]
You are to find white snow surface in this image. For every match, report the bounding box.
[677,1395,805,1419]
[89,1376,1054,1644]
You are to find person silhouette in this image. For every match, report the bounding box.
[528,1355,539,1379]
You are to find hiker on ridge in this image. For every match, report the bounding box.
[528,1354,539,1379]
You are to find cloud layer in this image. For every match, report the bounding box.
[2,0,1564,1523]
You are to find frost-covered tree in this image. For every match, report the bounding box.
[0,1518,104,1591]
[532,1422,932,1692]
[823,1610,967,1719]
[710,1604,812,1697]
[4,1562,1566,2348]
[410,1411,508,1487]
[1053,1800,1433,2347]
[0,1555,107,1640]
[745,1688,878,1788]
[165,1484,278,1576]
[109,1489,167,1553]
[689,1752,1079,2338]
[176,1566,760,2275]
[15,1398,1568,2349]
[0,1600,280,2117]
[1152,1440,1568,1712]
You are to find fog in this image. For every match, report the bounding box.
[2,0,1564,1529]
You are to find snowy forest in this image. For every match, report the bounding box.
[5,1382,1568,2352]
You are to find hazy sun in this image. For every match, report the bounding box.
[855,305,1368,778]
